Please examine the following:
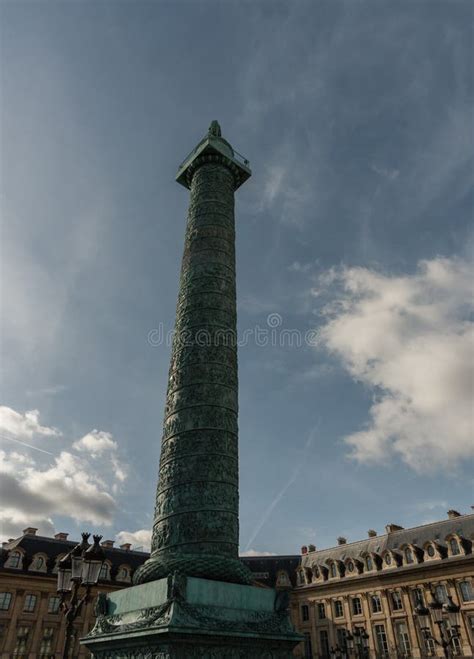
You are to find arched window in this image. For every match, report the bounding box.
[366,556,373,571]
[29,554,47,572]
[5,551,22,569]
[330,563,337,578]
[276,570,291,588]
[347,561,354,573]
[99,562,110,581]
[117,566,131,582]
[384,553,392,566]
[304,567,313,583]
[404,547,414,564]
[449,538,460,556]
[426,544,436,558]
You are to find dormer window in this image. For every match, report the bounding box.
[276,570,291,588]
[5,551,22,569]
[426,544,436,558]
[99,562,110,581]
[449,538,460,556]
[366,556,373,571]
[29,554,47,573]
[384,553,392,566]
[330,563,337,578]
[347,561,354,573]
[404,548,414,564]
[117,566,131,582]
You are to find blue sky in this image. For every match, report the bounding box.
[1,0,473,554]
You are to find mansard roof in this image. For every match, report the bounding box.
[1,532,148,576]
[1,530,299,588]
[301,513,474,568]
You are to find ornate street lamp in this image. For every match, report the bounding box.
[348,627,369,658]
[57,533,106,658]
[414,591,462,658]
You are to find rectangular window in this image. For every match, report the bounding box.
[391,591,403,611]
[48,596,61,614]
[395,621,411,655]
[371,595,382,613]
[0,592,12,611]
[301,604,309,622]
[319,629,330,657]
[352,597,362,616]
[412,587,425,608]
[317,602,326,619]
[460,581,473,602]
[450,632,462,655]
[336,627,348,650]
[39,627,55,656]
[13,626,30,655]
[422,629,436,655]
[468,616,474,647]
[23,594,37,613]
[334,600,344,618]
[304,632,312,659]
[374,624,389,654]
[435,584,448,603]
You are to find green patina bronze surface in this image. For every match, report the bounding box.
[134,122,252,587]
[84,573,299,658]
[81,123,303,658]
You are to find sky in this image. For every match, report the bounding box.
[1,0,473,555]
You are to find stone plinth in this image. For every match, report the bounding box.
[81,573,302,658]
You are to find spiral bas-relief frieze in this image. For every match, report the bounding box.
[133,161,251,586]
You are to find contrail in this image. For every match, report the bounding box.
[0,434,55,456]
[244,423,319,551]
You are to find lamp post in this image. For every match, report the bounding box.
[347,627,369,658]
[57,533,106,658]
[414,592,461,658]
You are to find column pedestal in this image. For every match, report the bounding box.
[81,574,302,658]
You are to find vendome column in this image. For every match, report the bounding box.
[82,122,302,659]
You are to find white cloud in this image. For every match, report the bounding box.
[0,407,128,541]
[116,529,151,552]
[318,256,474,472]
[239,549,277,557]
[0,406,60,440]
[73,430,118,455]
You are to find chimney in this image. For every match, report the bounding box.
[368,530,377,538]
[22,527,38,536]
[337,537,347,545]
[308,544,316,552]
[447,510,461,519]
[301,545,308,555]
[101,540,115,549]
[120,543,132,551]
[54,532,69,541]
[385,523,404,534]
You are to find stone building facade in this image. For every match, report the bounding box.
[291,511,474,658]
[0,528,148,658]
[0,527,299,657]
